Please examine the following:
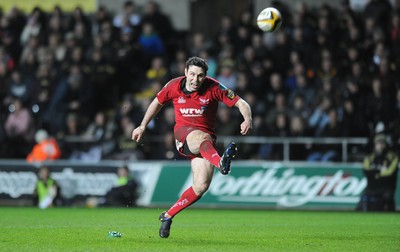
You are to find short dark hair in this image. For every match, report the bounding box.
[124,1,134,7]
[185,57,208,73]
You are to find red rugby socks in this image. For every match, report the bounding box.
[199,140,221,167]
[166,186,200,218]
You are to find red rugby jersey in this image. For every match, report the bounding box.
[156,76,240,135]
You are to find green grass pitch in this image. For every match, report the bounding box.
[0,207,399,251]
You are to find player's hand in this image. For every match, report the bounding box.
[240,119,252,135]
[131,125,146,142]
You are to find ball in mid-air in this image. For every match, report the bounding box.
[256,7,282,32]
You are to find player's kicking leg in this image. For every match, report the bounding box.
[159,157,214,238]
[218,142,237,175]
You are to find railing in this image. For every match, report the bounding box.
[63,135,370,163]
[217,136,369,162]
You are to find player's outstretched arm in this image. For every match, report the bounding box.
[131,97,163,142]
[234,98,253,135]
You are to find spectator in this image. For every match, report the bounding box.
[341,99,368,137]
[288,74,314,106]
[138,22,165,62]
[102,165,138,207]
[113,1,141,29]
[44,33,66,63]
[356,134,398,211]
[20,7,46,46]
[66,7,91,38]
[365,77,394,130]
[57,112,83,158]
[216,59,237,90]
[308,95,333,136]
[289,115,311,160]
[70,111,115,162]
[46,15,65,38]
[1,24,23,63]
[45,64,92,133]
[266,93,288,126]
[110,117,143,160]
[5,69,32,105]
[87,48,115,111]
[288,93,311,121]
[113,28,143,94]
[247,61,268,97]
[27,129,61,163]
[216,105,240,136]
[268,113,290,160]
[147,131,182,160]
[308,108,343,162]
[83,111,115,142]
[189,32,211,57]
[169,49,188,78]
[265,72,288,108]
[140,1,174,42]
[92,5,112,36]
[4,98,35,157]
[31,63,57,119]
[237,46,256,73]
[145,56,168,82]
[33,166,62,209]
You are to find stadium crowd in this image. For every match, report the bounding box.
[0,0,399,162]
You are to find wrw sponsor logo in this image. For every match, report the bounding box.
[208,169,367,207]
[179,108,204,117]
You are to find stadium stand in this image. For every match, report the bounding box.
[0,0,399,162]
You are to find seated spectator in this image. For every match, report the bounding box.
[288,93,311,121]
[266,93,288,126]
[87,49,115,111]
[4,98,35,158]
[365,77,394,129]
[20,7,46,46]
[265,72,288,108]
[140,1,174,42]
[145,56,168,82]
[84,110,115,141]
[70,111,115,162]
[289,115,311,160]
[288,74,314,107]
[113,1,141,29]
[138,22,165,62]
[33,166,62,209]
[147,131,182,160]
[307,108,344,162]
[169,49,188,78]
[45,65,92,133]
[341,99,368,137]
[27,129,61,163]
[216,59,237,90]
[109,117,144,160]
[216,105,240,136]
[308,95,333,136]
[102,165,139,207]
[4,70,32,105]
[57,112,83,158]
[247,61,268,97]
[268,113,290,160]
[198,49,217,78]
[189,32,211,57]
[31,63,57,119]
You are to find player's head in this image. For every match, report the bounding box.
[184,57,208,91]
[185,56,208,74]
